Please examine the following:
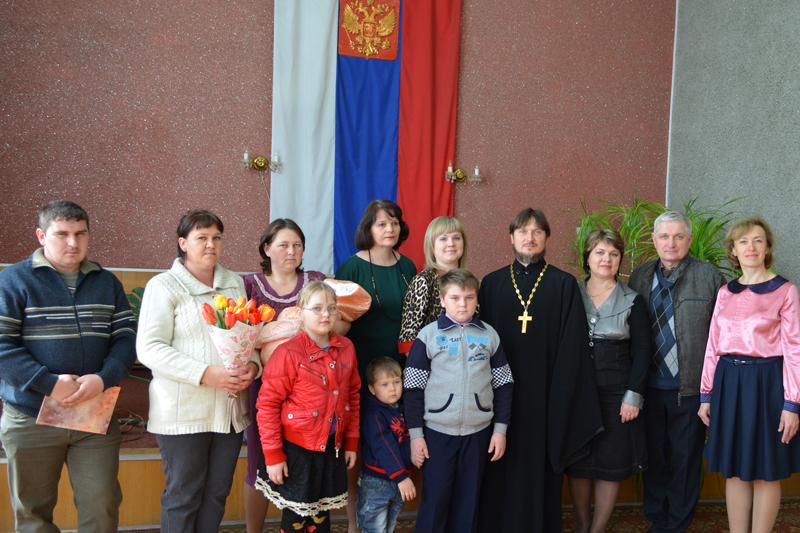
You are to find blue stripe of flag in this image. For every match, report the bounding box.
[333,1,403,270]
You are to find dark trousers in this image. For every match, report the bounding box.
[415,425,493,533]
[642,388,706,533]
[156,429,243,533]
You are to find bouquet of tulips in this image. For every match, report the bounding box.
[201,295,276,370]
[202,295,276,329]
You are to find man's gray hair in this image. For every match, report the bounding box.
[653,211,692,236]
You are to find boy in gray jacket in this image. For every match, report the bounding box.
[403,269,513,533]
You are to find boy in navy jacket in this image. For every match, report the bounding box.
[357,357,416,533]
[404,269,513,533]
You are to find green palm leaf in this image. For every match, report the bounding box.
[126,287,145,323]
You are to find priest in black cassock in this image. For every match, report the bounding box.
[476,208,603,533]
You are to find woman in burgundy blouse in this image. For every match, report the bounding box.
[241,219,326,533]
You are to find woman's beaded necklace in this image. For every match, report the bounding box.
[368,249,409,321]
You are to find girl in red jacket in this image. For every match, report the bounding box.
[256,281,361,533]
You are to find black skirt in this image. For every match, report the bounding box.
[255,434,348,516]
[704,355,800,482]
[566,383,647,481]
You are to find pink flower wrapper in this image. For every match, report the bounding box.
[207,321,264,370]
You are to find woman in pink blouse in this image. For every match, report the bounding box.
[698,217,800,533]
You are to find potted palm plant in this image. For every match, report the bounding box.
[564,194,742,280]
[564,193,666,280]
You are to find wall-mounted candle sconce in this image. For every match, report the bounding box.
[445,161,482,184]
[241,149,282,173]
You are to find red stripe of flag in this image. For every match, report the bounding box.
[396,0,462,270]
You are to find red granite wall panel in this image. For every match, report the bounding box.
[453,1,675,277]
[1,0,674,276]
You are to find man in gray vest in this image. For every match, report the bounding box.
[628,210,725,533]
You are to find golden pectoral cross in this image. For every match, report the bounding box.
[518,310,532,333]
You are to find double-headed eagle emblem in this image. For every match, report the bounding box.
[340,0,398,60]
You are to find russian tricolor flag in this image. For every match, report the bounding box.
[269,0,462,275]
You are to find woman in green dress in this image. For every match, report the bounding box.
[335,199,417,386]
[335,199,417,533]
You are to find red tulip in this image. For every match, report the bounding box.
[248,308,261,325]
[224,311,237,328]
[227,298,236,309]
[258,304,276,323]
[202,303,218,326]
[244,298,257,311]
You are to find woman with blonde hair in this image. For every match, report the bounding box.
[699,216,800,533]
[398,216,469,353]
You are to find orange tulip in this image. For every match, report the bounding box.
[227,298,236,309]
[234,308,248,323]
[224,311,237,328]
[244,299,257,311]
[258,304,276,323]
[236,296,246,308]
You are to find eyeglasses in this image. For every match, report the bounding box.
[302,305,340,316]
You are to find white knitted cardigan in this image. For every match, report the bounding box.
[136,258,261,435]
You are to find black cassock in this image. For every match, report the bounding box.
[477,260,602,533]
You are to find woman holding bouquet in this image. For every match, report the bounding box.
[137,209,260,533]
[241,219,327,533]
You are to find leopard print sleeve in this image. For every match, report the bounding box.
[399,269,437,345]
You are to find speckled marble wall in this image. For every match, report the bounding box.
[1,0,675,277]
[0,0,275,273]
